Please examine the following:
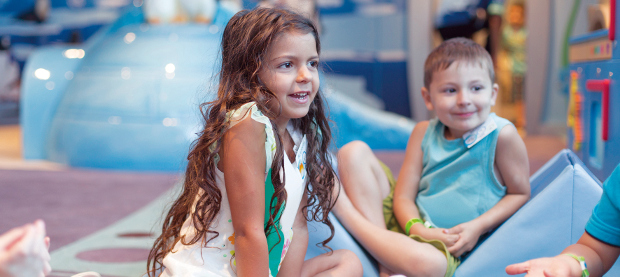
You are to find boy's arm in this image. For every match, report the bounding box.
[506,232,620,277]
[276,193,309,276]
[392,122,459,246]
[392,121,427,228]
[445,124,531,257]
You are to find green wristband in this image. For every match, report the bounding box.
[563,254,590,277]
[405,218,424,235]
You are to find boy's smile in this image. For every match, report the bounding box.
[422,61,498,140]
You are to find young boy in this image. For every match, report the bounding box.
[506,164,620,277]
[333,38,531,277]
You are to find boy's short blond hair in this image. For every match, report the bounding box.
[423,37,495,89]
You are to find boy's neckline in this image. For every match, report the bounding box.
[442,126,463,141]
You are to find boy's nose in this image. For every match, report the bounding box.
[457,90,472,105]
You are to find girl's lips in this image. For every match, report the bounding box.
[289,91,310,104]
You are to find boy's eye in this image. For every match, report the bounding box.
[444,88,457,93]
[472,86,483,91]
[308,60,319,68]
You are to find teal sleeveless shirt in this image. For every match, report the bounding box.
[416,113,512,229]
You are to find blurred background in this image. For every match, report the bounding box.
[0,0,593,171]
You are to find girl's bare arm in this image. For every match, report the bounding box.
[220,115,269,276]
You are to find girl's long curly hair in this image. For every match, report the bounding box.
[147,7,339,275]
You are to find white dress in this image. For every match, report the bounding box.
[161,102,308,276]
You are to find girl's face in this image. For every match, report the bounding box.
[258,31,319,127]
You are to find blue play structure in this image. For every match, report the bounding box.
[566,0,620,181]
[20,4,235,171]
[20,4,414,171]
[306,149,620,276]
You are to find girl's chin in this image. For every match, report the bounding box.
[288,108,311,119]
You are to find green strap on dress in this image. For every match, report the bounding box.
[263,169,286,276]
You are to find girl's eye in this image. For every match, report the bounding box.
[308,60,319,68]
[279,62,293,69]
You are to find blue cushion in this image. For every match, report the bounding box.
[455,149,614,276]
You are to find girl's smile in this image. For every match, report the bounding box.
[289,91,311,104]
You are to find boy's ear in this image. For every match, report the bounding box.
[490,83,499,106]
[421,87,434,110]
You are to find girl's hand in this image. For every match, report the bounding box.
[505,255,583,277]
[0,220,52,277]
[444,221,484,257]
[415,227,459,248]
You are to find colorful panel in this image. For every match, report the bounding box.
[569,37,613,62]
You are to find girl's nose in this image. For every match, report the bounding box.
[297,67,312,83]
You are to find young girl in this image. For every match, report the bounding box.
[147,8,362,277]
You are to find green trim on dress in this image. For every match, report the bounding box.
[263,169,286,276]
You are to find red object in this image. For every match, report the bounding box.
[585,79,610,141]
[611,0,616,41]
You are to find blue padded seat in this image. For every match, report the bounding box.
[455,149,620,276]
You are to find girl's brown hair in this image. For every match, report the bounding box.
[147,7,338,275]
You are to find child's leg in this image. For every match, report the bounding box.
[334,141,448,277]
[300,249,363,277]
[335,190,448,276]
[337,141,391,227]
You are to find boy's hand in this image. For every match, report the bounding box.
[416,227,459,248]
[505,255,583,277]
[444,221,484,257]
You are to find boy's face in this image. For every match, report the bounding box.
[421,61,498,139]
